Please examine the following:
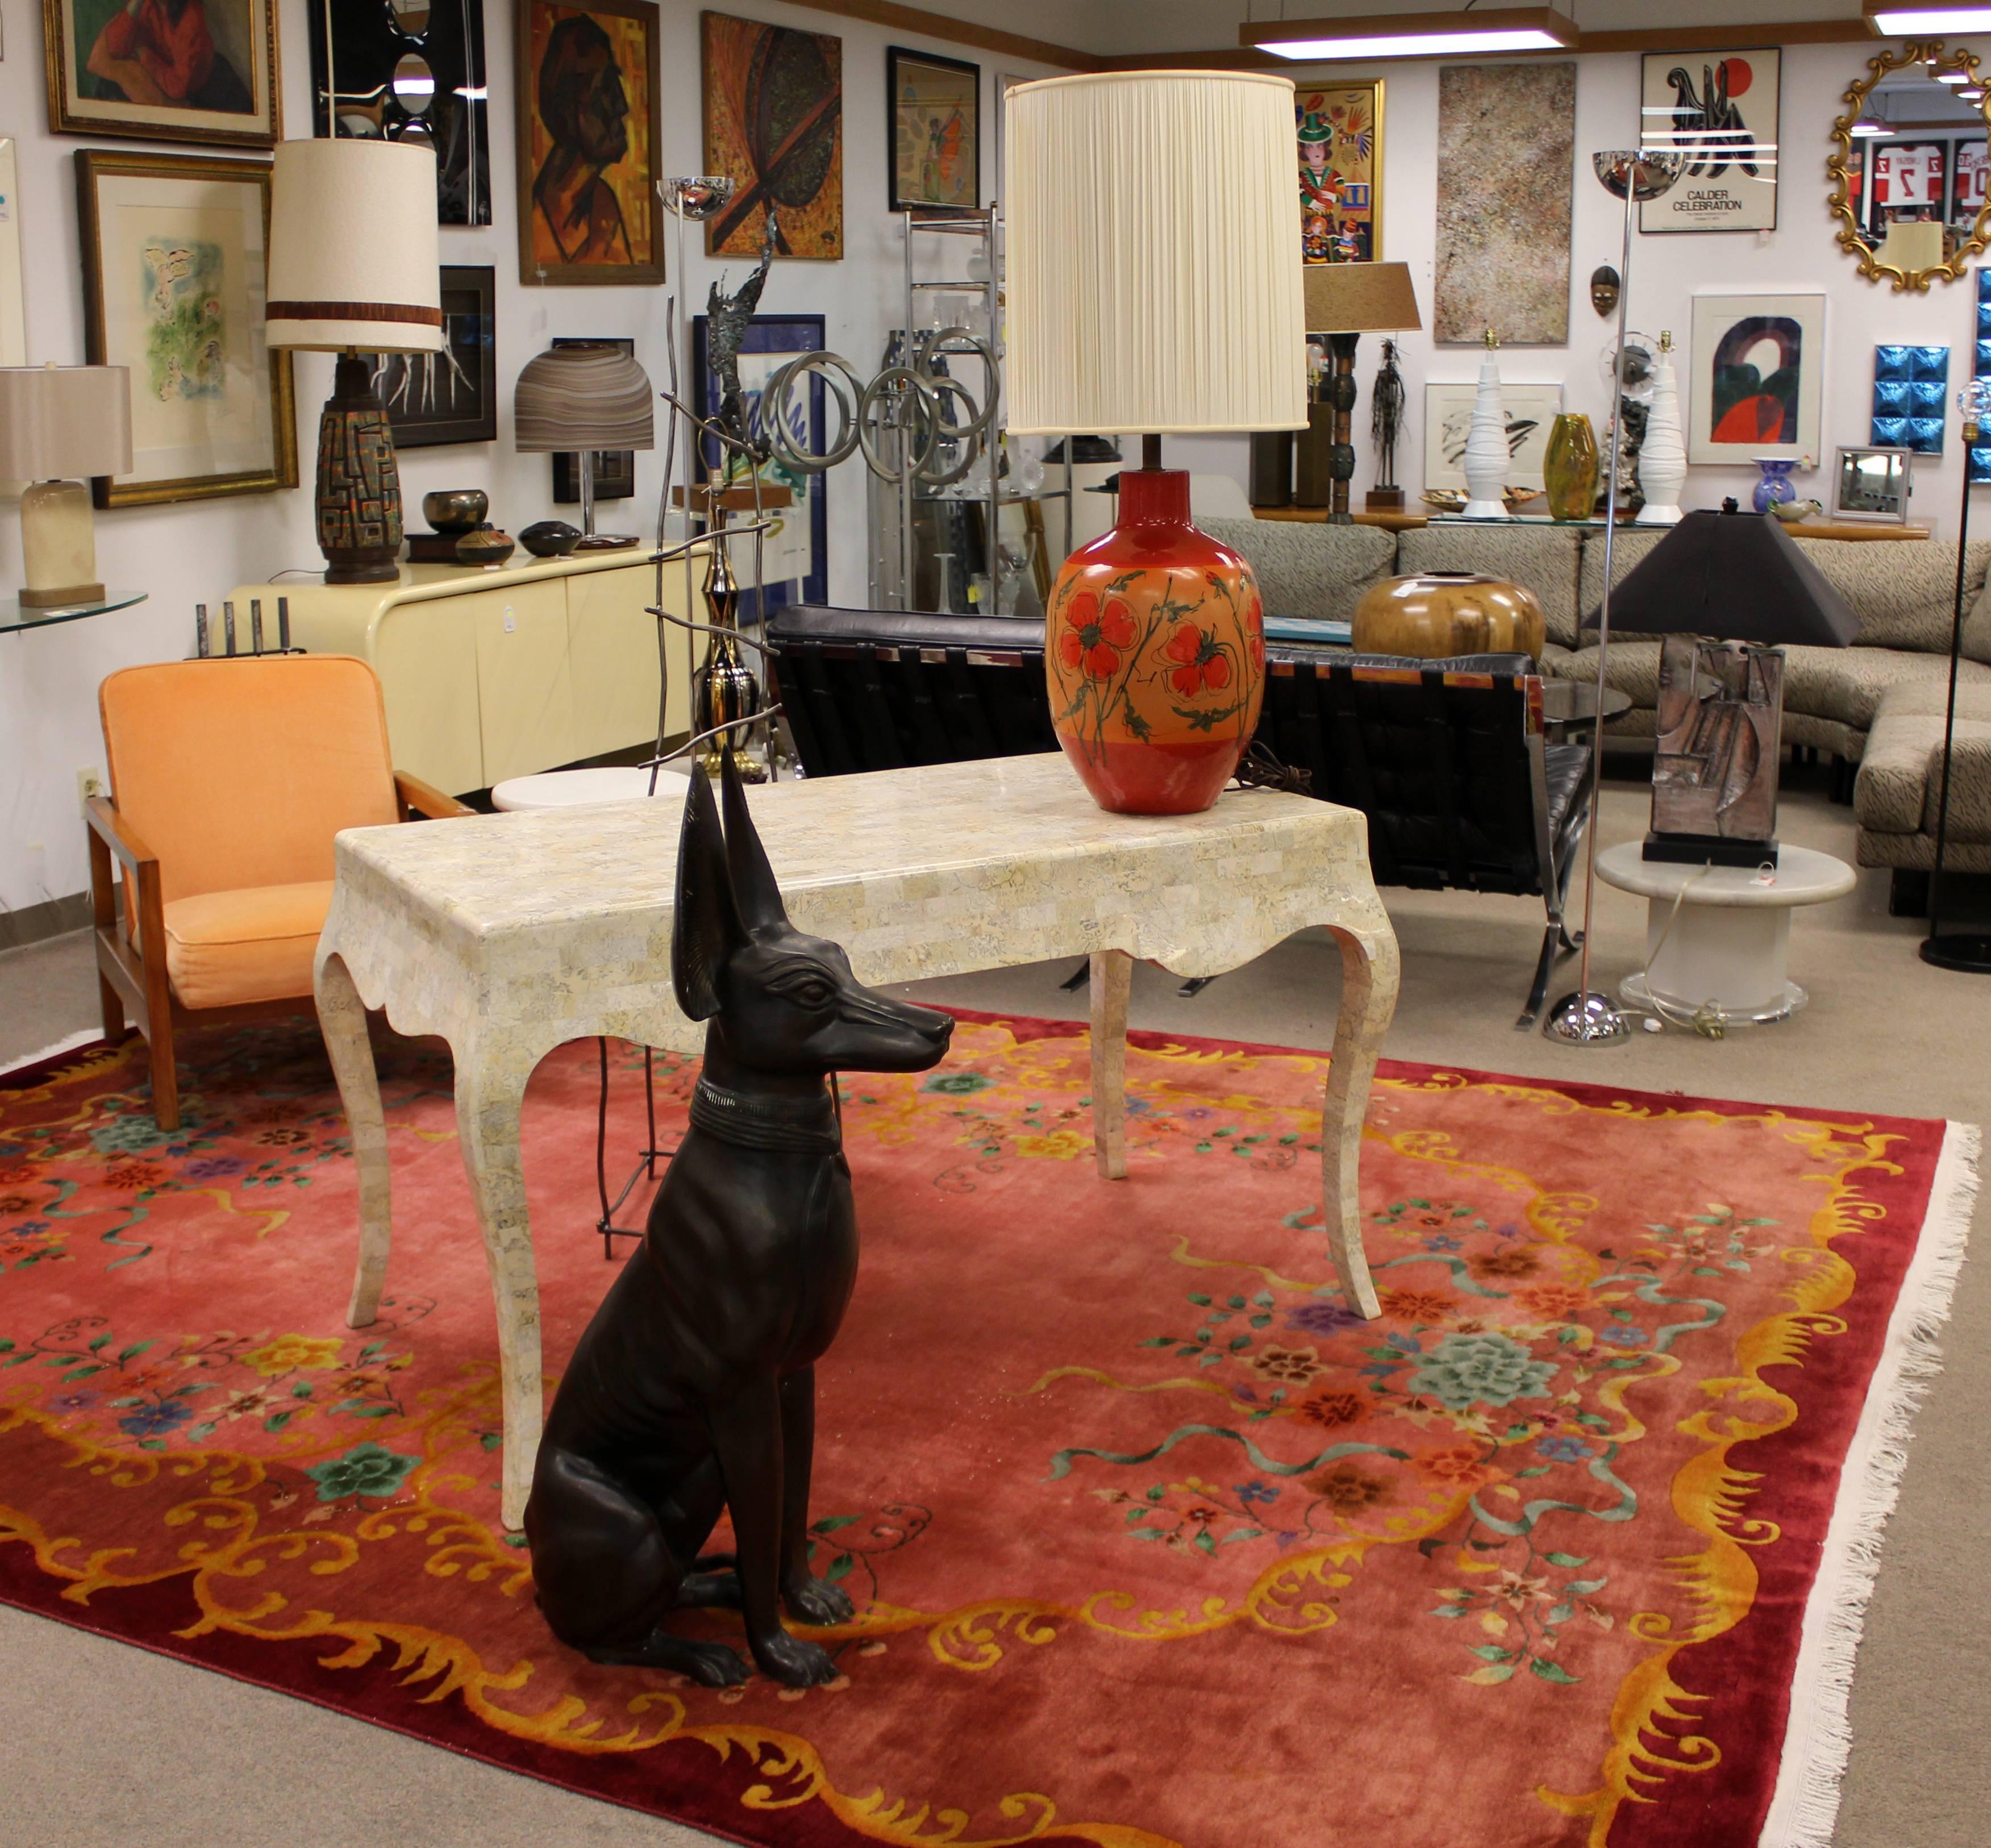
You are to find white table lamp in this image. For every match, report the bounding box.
[0,364,132,606]
[265,138,444,585]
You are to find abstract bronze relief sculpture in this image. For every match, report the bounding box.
[1649,636,1784,863]
[526,757,953,1685]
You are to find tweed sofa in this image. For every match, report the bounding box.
[1201,517,1991,771]
[1853,680,1991,910]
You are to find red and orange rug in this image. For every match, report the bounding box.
[0,1015,1973,1848]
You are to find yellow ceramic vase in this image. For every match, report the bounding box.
[1543,413,1600,522]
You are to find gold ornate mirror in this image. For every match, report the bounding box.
[1828,43,1991,291]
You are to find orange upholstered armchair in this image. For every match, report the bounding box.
[87,654,471,1130]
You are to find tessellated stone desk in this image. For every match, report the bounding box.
[314,754,1401,1527]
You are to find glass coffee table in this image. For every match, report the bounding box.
[1540,681,1633,739]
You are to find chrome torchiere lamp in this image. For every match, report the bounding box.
[1923,375,1991,975]
[1544,148,1686,1046]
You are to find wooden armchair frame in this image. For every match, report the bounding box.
[85,772,470,1131]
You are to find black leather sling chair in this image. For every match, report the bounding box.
[763,605,1592,1029]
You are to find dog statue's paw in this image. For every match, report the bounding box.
[752,1628,841,1687]
[585,1631,749,1687]
[784,1574,856,1628]
[675,1639,753,1687]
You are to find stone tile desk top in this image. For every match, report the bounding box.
[314,754,1402,1527]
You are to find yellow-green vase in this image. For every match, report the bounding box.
[1543,414,1599,522]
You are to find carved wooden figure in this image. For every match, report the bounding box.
[524,757,954,1685]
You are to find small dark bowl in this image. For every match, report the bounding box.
[456,527,517,567]
[423,488,489,534]
[520,519,582,559]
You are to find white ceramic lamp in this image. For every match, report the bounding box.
[265,139,443,585]
[1637,331,1688,526]
[1462,330,1510,518]
[0,364,132,607]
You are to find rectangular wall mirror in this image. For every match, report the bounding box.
[1833,445,1913,523]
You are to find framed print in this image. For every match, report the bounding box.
[516,0,663,285]
[1689,292,1826,468]
[311,0,491,225]
[1422,382,1564,492]
[74,149,297,509]
[1640,50,1780,234]
[702,11,843,260]
[692,313,828,616]
[368,265,496,448]
[551,334,635,501]
[888,46,978,213]
[1297,79,1381,263]
[43,0,280,148]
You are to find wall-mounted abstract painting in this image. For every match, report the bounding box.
[515,0,663,284]
[1433,63,1573,345]
[1297,80,1380,264]
[888,45,977,213]
[701,11,843,260]
[74,148,297,507]
[311,0,491,225]
[1688,292,1826,468]
[1871,344,1947,455]
[43,0,281,147]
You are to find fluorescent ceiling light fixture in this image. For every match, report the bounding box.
[1938,69,1972,83]
[1868,7,1991,30]
[1244,6,1578,59]
[1850,115,1890,135]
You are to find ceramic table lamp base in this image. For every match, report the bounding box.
[1045,468,1264,815]
[1462,340,1511,519]
[18,478,103,607]
[315,353,403,586]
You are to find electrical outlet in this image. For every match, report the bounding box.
[78,767,103,806]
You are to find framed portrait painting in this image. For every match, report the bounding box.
[74,149,297,509]
[1422,382,1564,492]
[1688,292,1826,468]
[368,265,497,448]
[1297,79,1381,264]
[702,11,843,260]
[692,313,828,617]
[1640,49,1780,234]
[43,0,281,148]
[888,47,978,213]
[515,0,663,285]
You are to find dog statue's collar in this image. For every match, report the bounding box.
[689,1076,843,1155]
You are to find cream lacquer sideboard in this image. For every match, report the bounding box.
[228,550,699,796]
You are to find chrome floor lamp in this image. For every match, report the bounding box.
[1544,148,1686,1046]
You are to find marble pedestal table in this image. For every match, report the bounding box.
[1595,841,1856,1024]
[314,754,1402,1528]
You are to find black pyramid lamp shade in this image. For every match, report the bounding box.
[1582,506,1859,868]
[264,139,444,585]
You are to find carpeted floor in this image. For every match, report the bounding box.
[5,774,1990,1847]
[0,1001,1973,1848]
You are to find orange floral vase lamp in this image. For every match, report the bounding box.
[1006,70,1306,814]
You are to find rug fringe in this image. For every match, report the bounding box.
[1761,1118,1981,1848]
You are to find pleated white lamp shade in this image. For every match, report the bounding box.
[1005,72,1307,436]
[265,139,444,353]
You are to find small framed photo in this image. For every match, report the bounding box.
[551,334,635,502]
[887,46,979,213]
[1832,445,1913,523]
[74,148,297,509]
[369,265,497,448]
[44,0,281,148]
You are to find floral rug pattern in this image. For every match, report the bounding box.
[0,1017,1958,1848]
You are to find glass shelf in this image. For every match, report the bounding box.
[0,589,148,636]
[1426,513,1630,530]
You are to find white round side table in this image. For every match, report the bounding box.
[1594,842,1856,1025]
[490,766,693,811]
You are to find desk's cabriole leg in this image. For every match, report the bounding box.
[1323,920,1401,1321]
[316,951,394,1329]
[455,1062,545,1531]
[1089,949,1131,1180]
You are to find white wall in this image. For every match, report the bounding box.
[1192,41,1984,540]
[0,0,1060,918]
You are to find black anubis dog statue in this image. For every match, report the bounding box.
[525,757,953,1686]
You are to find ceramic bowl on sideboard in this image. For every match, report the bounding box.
[423,489,489,533]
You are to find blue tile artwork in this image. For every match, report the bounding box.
[1872,344,1949,453]
[1974,271,1991,484]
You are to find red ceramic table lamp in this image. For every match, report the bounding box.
[1005,72,1307,814]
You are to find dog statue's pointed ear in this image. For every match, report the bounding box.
[673,761,745,1021]
[718,752,790,939]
